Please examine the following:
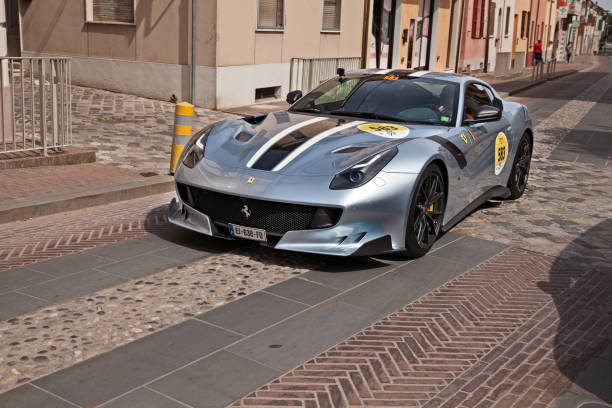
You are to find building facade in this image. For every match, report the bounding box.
[12,0,608,108]
[19,0,364,109]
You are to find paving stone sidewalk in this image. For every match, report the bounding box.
[232,245,611,408]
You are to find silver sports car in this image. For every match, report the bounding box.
[169,69,533,257]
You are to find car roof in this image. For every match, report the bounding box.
[345,69,481,85]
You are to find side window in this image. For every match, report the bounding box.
[483,86,504,110]
[463,83,493,120]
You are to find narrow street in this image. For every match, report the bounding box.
[0,54,611,408]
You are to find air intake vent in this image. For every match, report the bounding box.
[235,132,254,142]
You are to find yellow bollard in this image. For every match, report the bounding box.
[170,102,195,174]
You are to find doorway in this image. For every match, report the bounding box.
[369,0,397,68]
[6,0,20,56]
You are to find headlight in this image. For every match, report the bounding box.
[329,147,398,190]
[181,126,213,169]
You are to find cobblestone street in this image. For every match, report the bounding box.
[0,54,611,408]
[71,86,237,176]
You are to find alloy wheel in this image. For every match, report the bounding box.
[513,138,531,193]
[413,171,445,249]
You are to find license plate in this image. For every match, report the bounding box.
[228,224,267,242]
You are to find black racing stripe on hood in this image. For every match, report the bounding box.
[427,135,467,169]
[251,119,341,171]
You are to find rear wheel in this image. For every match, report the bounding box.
[403,164,446,258]
[507,134,532,199]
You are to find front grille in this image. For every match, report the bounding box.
[177,183,342,235]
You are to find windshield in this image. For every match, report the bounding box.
[290,75,459,126]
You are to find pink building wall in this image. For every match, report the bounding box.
[459,0,491,71]
[526,0,548,65]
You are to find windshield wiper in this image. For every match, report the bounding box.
[291,108,321,113]
[329,111,405,122]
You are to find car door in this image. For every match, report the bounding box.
[460,82,511,197]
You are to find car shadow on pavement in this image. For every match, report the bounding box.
[144,204,239,254]
[143,204,388,273]
[538,219,612,405]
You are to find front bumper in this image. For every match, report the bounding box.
[168,162,418,256]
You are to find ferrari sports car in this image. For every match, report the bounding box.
[169,69,533,257]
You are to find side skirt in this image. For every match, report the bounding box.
[441,186,510,233]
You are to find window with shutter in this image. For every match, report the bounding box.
[478,0,486,37]
[472,0,480,38]
[488,2,496,36]
[322,0,342,32]
[90,0,134,24]
[505,7,510,36]
[258,0,284,30]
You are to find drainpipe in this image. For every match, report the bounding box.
[191,0,196,105]
[484,0,493,72]
[454,0,466,72]
[545,0,554,61]
[361,0,371,68]
[525,0,533,66]
[425,0,436,69]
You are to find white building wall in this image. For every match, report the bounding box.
[215,63,290,109]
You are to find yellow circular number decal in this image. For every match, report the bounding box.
[358,123,410,139]
[495,132,509,175]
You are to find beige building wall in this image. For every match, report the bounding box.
[515,0,531,54]
[214,0,365,107]
[215,0,364,67]
[20,0,218,106]
[20,0,363,108]
[433,0,453,71]
[543,0,557,60]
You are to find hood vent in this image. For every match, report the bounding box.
[235,131,255,142]
[242,113,268,125]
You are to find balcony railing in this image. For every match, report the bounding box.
[0,57,72,156]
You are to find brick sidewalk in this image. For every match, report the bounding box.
[0,192,173,272]
[0,163,144,201]
[233,247,612,407]
[473,55,595,87]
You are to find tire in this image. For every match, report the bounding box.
[507,133,532,199]
[403,163,446,258]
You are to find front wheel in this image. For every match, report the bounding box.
[403,164,446,258]
[507,134,532,199]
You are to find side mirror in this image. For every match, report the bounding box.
[286,90,303,105]
[465,105,502,124]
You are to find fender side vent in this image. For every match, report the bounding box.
[333,146,366,154]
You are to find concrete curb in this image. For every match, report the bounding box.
[546,69,579,81]
[0,175,174,224]
[506,69,580,96]
[0,148,96,170]
[507,79,547,96]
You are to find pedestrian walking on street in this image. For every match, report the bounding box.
[534,40,543,64]
[566,43,572,63]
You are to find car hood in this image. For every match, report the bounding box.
[202,111,444,176]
